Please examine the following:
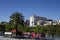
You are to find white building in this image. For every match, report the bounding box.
[29,15,60,26]
[44,21,52,26]
[29,15,47,27]
[37,20,44,25]
[29,15,37,27]
[57,20,60,25]
[52,20,57,25]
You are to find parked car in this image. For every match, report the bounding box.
[4,32,12,38]
[23,32,30,38]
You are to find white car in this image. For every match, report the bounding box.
[4,32,12,38]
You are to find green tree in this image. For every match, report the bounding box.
[40,26,47,34]
[56,28,60,36]
[0,24,5,33]
[5,23,10,31]
[5,23,13,32]
[47,25,57,40]
[56,25,60,36]
[33,26,41,33]
[22,27,33,32]
[9,12,24,34]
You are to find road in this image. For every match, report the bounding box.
[0,36,52,40]
[0,36,18,40]
[0,36,35,40]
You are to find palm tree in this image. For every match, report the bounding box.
[9,12,24,35]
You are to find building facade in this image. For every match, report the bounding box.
[28,15,60,27]
[29,15,47,27]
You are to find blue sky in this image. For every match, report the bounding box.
[0,0,60,22]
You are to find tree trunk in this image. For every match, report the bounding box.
[52,34,54,40]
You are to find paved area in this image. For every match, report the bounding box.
[0,36,18,40]
[0,36,52,40]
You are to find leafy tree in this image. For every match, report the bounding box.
[22,27,32,32]
[33,26,41,33]
[23,27,30,32]
[9,12,24,34]
[0,24,5,33]
[40,26,47,34]
[46,25,57,40]
[56,25,60,36]
[56,28,60,36]
[5,23,12,32]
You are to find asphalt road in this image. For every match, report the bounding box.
[0,36,18,40]
[0,36,52,40]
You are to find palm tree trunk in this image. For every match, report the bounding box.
[52,34,54,40]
